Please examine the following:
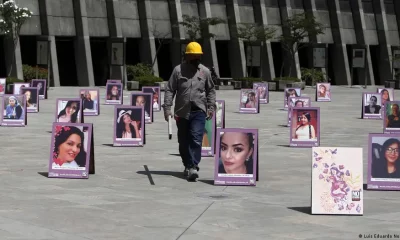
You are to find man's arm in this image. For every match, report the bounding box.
[163,67,178,111]
[205,71,216,112]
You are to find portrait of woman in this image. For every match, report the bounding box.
[32,80,45,96]
[57,100,80,123]
[106,84,121,101]
[4,96,24,120]
[371,137,400,178]
[378,88,393,106]
[115,109,141,139]
[13,83,30,95]
[364,94,382,114]
[218,131,254,175]
[241,90,257,109]
[386,103,400,128]
[285,88,300,108]
[254,83,267,102]
[142,87,160,110]
[21,88,38,110]
[292,111,317,140]
[132,94,151,120]
[288,97,311,126]
[80,90,98,112]
[317,83,331,100]
[52,126,87,170]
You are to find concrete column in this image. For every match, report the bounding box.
[3,37,23,80]
[327,0,351,85]
[106,0,125,82]
[226,0,246,78]
[350,0,375,85]
[73,0,95,86]
[168,0,184,67]
[372,0,393,82]
[278,0,301,79]
[38,0,60,87]
[252,0,276,81]
[137,0,159,77]
[197,0,219,74]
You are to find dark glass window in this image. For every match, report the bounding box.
[290,0,304,9]
[315,0,328,10]
[385,0,395,14]
[362,0,374,14]
[264,0,278,7]
[339,0,351,12]
[210,0,226,4]
[237,0,253,5]
[180,0,197,3]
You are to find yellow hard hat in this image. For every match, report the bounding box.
[185,42,203,54]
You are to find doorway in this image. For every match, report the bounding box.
[0,37,6,77]
[271,42,283,78]
[216,40,231,78]
[90,38,109,86]
[155,40,173,81]
[19,36,36,66]
[56,37,78,86]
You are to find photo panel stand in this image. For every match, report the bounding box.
[54,98,84,124]
[113,105,145,147]
[313,44,328,100]
[79,89,100,116]
[108,37,126,90]
[289,107,320,148]
[361,92,383,120]
[1,94,27,127]
[36,38,51,99]
[21,87,40,113]
[202,108,216,157]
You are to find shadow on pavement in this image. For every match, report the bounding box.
[276,144,291,147]
[287,206,311,215]
[278,124,288,128]
[136,170,187,181]
[102,144,114,147]
[169,153,181,157]
[37,172,48,177]
[198,179,214,185]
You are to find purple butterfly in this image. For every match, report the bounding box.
[324,163,329,168]
[356,205,361,213]
[331,163,336,167]
[315,157,322,161]
[319,174,324,179]
[345,188,350,192]
[339,165,344,170]
[338,204,344,210]
[313,151,318,157]
[330,149,338,154]
[345,170,350,176]
[313,163,318,168]
[323,169,328,174]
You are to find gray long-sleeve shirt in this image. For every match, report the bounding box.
[163,62,216,119]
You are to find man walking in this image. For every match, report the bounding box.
[162,42,216,181]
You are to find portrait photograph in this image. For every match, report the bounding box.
[284,88,301,109]
[383,101,400,133]
[13,82,30,95]
[21,87,39,113]
[31,79,46,99]
[80,89,99,116]
[311,147,363,215]
[142,87,161,112]
[377,88,394,107]
[316,83,331,102]
[362,92,382,119]
[0,78,5,95]
[2,94,26,126]
[0,97,3,125]
[105,83,123,104]
[214,128,258,186]
[253,82,268,104]
[287,96,311,127]
[202,112,216,157]
[290,107,320,147]
[48,123,93,179]
[131,92,153,123]
[113,106,144,146]
[55,98,82,123]
[216,100,225,129]
[239,89,259,113]
[368,134,400,190]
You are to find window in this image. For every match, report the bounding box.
[264,0,278,7]
[315,0,328,10]
[210,0,226,4]
[362,0,374,14]
[290,0,304,9]
[237,0,253,5]
[339,0,351,12]
[385,0,395,14]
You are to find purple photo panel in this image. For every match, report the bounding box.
[131,92,153,123]
[368,133,400,190]
[287,96,311,127]
[79,89,100,116]
[202,109,216,157]
[362,92,382,119]
[107,79,122,84]
[0,96,4,125]
[142,86,161,112]
[378,88,394,115]
[21,87,39,113]
[55,98,83,123]
[0,78,5,95]
[48,123,93,179]
[113,105,145,147]
[289,107,320,147]
[253,82,269,104]
[284,88,301,110]
[31,79,47,99]
[239,89,259,114]
[105,83,123,105]
[214,128,258,186]
[216,100,225,129]
[13,82,30,95]
[383,101,400,134]
[316,83,331,102]
[2,94,26,127]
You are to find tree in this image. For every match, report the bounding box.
[279,12,324,79]
[150,24,171,75]
[0,0,32,77]
[237,23,276,78]
[178,14,225,41]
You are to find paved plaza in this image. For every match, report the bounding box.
[0,85,399,240]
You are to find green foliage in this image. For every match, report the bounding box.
[136,75,163,87]
[273,77,302,82]
[237,23,276,43]
[22,64,48,81]
[126,63,153,81]
[6,77,24,84]
[234,77,262,82]
[178,15,226,41]
[300,68,326,85]
[0,1,32,37]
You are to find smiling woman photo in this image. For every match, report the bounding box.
[57,101,80,123]
[218,131,254,175]
[372,138,400,178]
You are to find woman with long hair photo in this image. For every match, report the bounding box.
[381,89,391,106]
[57,101,80,123]
[107,85,120,101]
[116,110,141,139]
[317,84,330,99]
[285,88,299,107]
[52,126,87,169]
[218,132,254,175]
[242,91,256,108]
[294,112,316,140]
[372,138,400,178]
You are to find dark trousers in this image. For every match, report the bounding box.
[176,110,206,170]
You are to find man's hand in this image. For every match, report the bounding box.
[206,109,214,120]
[164,109,173,122]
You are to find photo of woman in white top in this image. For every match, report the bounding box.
[293,112,316,140]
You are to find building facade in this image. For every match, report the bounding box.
[1,0,400,86]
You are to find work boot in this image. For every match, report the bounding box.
[187,168,199,181]
[183,167,189,177]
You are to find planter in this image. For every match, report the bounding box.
[267,81,277,91]
[155,81,168,91]
[278,80,305,90]
[233,81,242,89]
[6,84,13,94]
[240,80,253,89]
[385,80,400,89]
[127,81,139,91]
